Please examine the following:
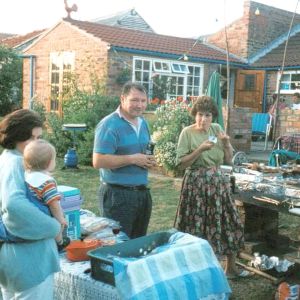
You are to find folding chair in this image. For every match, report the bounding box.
[251,113,272,150]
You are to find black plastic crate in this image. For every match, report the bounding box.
[88,230,175,286]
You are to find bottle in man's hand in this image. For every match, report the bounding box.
[145,141,156,155]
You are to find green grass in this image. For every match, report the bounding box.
[53,159,180,233]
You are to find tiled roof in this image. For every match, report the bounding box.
[65,18,245,65]
[92,8,154,33]
[1,29,45,49]
[251,28,300,68]
[0,33,16,42]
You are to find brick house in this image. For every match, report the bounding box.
[208,0,300,139]
[2,0,300,150]
[15,18,244,112]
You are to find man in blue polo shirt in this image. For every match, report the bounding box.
[93,82,156,238]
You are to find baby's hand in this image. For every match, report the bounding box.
[60,218,68,228]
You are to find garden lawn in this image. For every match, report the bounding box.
[53,159,180,233]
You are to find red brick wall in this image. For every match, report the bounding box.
[276,108,300,138]
[23,22,109,111]
[227,107,252,152]
[207,1,300,59]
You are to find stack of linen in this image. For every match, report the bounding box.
[113,232,231,300]
[58,185,83,240]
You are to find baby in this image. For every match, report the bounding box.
[23,139,69,250]
[0,140,69,251]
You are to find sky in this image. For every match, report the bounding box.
[0,0,299,38]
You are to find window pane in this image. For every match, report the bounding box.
[194,77,200,86]
[187,86,193,94]
[51,99,59,111]
[187,76,193,85]
[244,74,255,90]
[193,87,199,95]
[135,71,141,81]
[178,86,183,94]
[162,63,169,71]
[154,62,161,70]
[51,86,59,97]
[143,61,150,70]
[51,72,59,84]
[281,74,290,81]
[143,72,149,82]
[178,77,184,84]
[194,67,200,76]
[135,60,142,70]
[280,83,290,90]
[63,62,72,70]
[173,64,180,71]
[291,74,300,81]
[51,62,59,71]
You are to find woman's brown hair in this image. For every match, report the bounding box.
[190,96,218,118]
[0,109,43,149]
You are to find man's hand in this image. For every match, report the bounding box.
[131,153,156,169]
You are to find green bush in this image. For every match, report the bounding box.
[152,100,193,172]
[33,88,119,164]
[0,46,22,116]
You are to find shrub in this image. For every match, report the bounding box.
[0,46,22,116]
[152,100,193,173]
[33,88,119,165]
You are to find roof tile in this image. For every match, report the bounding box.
[65,18,244,64]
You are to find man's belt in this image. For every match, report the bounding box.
[103,183,149,191]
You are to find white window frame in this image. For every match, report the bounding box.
[277,70,300,94]
[171,63,189,74]
[132,56,203,100]
[153,60,171,73]
[49,51,75,111]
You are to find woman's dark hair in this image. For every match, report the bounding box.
[0,109,43,149]
[190,96,218,118]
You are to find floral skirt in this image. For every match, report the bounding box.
[176,167,244,255]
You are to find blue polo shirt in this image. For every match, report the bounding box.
[93,110,150,186]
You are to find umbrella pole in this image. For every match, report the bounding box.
[273,1,298,141]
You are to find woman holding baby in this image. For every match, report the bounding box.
[174,96,247,279]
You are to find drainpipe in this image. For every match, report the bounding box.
[21,55,36,110]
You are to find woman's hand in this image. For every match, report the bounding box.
[218,131,233,165]
[218,131,231,148]
[198,140,215,152]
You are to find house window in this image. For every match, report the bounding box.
[50,52,75,111]
[171,63,189,74]
[133,57,203,100]
[278,71,300,93]
[244,74,255,91]
[187,66,202,97]
[153,60,171,73]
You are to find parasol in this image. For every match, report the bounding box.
[205,70,225,129]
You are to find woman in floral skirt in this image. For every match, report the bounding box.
[175,96,247,278]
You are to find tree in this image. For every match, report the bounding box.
[0,45,22,116]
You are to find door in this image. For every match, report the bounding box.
[234,70,265,112]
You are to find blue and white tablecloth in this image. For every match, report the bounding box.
[54,255,120,300]
[113,232,231,300]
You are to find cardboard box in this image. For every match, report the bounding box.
[65,210,81,240]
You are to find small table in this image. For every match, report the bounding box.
[54,255,120,300]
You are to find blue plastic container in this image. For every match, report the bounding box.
[64,148,78,168]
